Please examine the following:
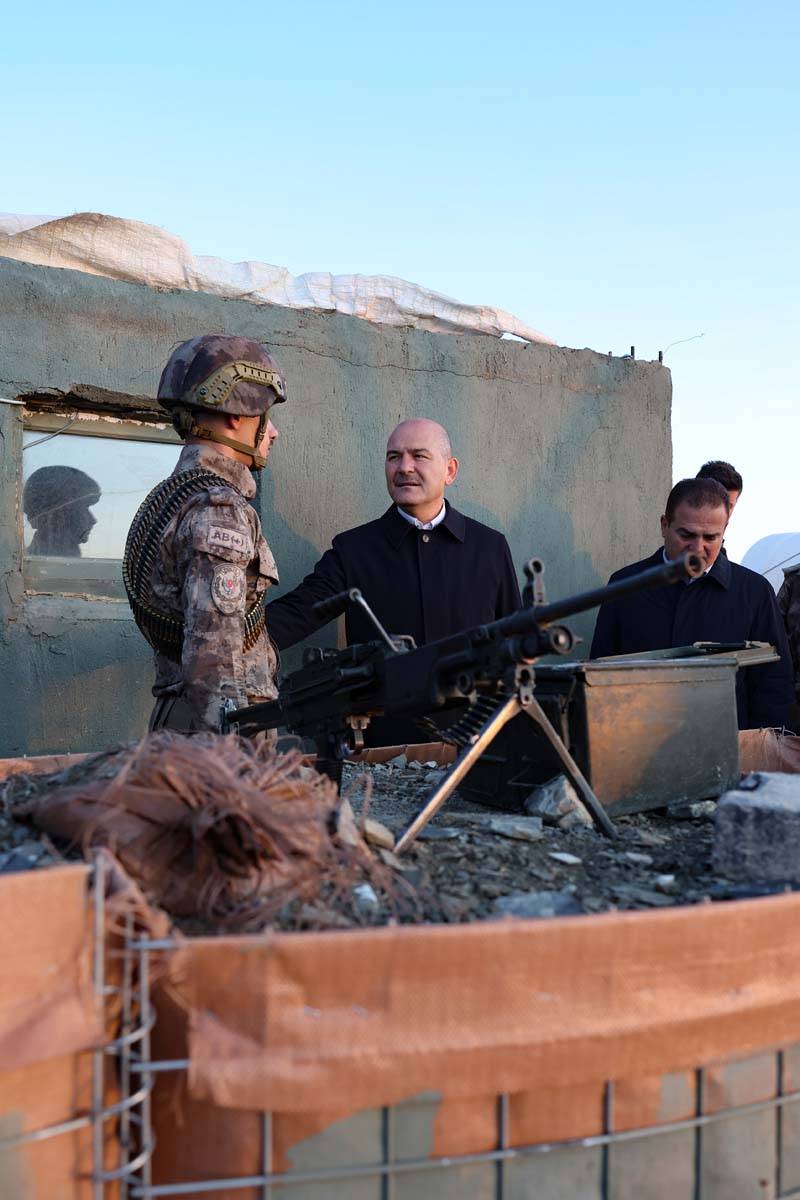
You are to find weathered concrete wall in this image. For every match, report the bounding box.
[0,255,672,756]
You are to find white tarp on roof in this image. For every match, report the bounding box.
[741,533,800,592]
[0,212,553,343]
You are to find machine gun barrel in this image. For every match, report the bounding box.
[535,550,702,624]
[487,551,703,640]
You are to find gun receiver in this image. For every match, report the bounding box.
[226,551,702,849]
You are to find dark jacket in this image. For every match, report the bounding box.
[590,548,794,730]
[267,503,521,745]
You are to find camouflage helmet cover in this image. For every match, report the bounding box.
[157,335,287,417]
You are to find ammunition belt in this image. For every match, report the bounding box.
[123,468,266,662]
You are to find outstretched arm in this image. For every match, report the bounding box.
[266,546,347,650]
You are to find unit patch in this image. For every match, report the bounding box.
[211,565,246,614]
[207,524,250,555]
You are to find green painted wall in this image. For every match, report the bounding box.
[0,255,672,755]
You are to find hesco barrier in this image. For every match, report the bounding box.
[130,894,800,1200]
[0,856,161,1199]
[6,777,800,1197]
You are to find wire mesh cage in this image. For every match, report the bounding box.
[118,925,800,1200]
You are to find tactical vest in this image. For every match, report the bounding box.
[123,469,266,661]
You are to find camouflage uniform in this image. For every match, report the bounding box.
[125,334,286,734]
[147,443,279,732]
[778,564,800,728]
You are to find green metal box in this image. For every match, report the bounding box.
[458,654,743,815]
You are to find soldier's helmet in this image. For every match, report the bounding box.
[157,335,286,418]
[157,335,286,469]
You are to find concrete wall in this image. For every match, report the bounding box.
[0,255,672,756]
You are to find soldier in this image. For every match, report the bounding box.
[777,564,800,728]
[124,335,286,733]
[24,465,101,556]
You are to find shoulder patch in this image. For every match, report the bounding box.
[207,524,250,555]
[211,565,247,614]
[191,505,254,562]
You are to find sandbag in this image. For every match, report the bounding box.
[738,729,800,775]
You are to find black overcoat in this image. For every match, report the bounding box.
[590,548,794,730]
[267,503,521,745]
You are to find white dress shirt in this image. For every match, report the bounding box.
[396,502,447,531]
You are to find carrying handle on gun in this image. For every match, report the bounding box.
[313,588,399,652]
[522,557,546,607]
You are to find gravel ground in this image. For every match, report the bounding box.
[0,757,787,925]
[0,806,76,874]
[341,760,787,922]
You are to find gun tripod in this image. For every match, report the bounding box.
[394,676,616,854]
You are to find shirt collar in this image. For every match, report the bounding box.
[661,547,731,588]
[381,500,466,546]
[173,442,257,499]
[395,502,447,531]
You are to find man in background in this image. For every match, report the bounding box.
[591,477,793,730]
[268,417,521,744]
[697,460,743,514]
[778,565,800,728]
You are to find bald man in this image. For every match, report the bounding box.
[267,419,521,744]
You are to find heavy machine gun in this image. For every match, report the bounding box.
[225,552,702,851]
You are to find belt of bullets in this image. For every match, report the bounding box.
[122,469,266,662]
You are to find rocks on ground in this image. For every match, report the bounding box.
[5,754,800,928]
[712,772,800,882]
[341,761,745,923]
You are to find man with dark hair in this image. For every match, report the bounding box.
[591,478,793,729]
[696,460,743,513]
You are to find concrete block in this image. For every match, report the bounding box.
[286,1106,384,1200]
[699,1052,778,1199]
[780,1045,800,1191]
[608,1127,694,1200]
[508,1145,602,1199]
[713,773,800,881]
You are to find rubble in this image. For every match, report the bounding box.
[362,817,395,850]
[524,774,593,828]
[0,806,73,873]
[492,890,583,919]
[713,772,800,882]
[4,749,795,928]
[1,735,424,932]
[442,812,544,842]
[669,799,718,820]
[655,874,677,893]
[549,851,583,866]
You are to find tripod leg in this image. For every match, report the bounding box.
[395,695,522,854]
[521,695,616,839]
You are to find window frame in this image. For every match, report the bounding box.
[22,408,181,601]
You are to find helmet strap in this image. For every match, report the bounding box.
[190,422,267,470]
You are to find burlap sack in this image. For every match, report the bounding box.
[738,729,800,775]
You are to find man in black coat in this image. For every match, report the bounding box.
[267,418,521,744]
[590,477,793,730]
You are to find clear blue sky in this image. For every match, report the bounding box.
[4,0,798,562]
